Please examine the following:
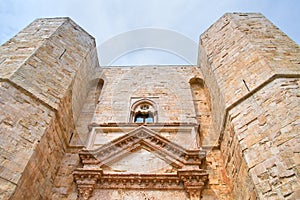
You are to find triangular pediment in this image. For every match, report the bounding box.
[103,148,175,174]
[75,126,209,199]
[79,126,205,168]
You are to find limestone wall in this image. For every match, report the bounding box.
[189,78,213,146]
[0,18,98,199]
[228,78,299,199]
[73,71,104,145]
[204,149,233,200]
[1,13,299,200]
[0,81,54,199]
[199,13,300,199]
[91,190,188,200]
[92,66,202,124]
[220,120,256,200]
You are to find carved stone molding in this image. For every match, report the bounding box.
[73,169,208,197]
[73,126,209,199]
[81,126,206,167]
[178,169,208,200]
[73,169,102,199]
[98,173,182,190]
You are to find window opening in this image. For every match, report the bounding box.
[130,99,157,123]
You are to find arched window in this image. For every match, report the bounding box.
[130,99,157,123]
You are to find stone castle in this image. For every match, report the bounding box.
[0,13,299,200]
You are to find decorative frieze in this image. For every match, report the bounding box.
[73,126,208,199]
[73,168,208,199]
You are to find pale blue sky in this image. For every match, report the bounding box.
[0,0,299,65]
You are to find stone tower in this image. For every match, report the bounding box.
[0,13,299,200]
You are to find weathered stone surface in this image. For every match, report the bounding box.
[199,12,300,142]
[0,17,98,199]
[92,190,188,200]
[0,12,299,200]
[199,13,300,199]
[92,66,201,124]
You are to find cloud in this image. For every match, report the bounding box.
[1,0,299,65]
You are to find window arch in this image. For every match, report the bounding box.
[130,99,157,123]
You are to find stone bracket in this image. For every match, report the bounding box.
[178,169,208,200]
[73,168,103,199]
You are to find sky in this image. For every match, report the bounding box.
[0,0,299,66]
